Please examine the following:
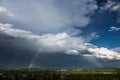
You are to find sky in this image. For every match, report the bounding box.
[0,0,120,68]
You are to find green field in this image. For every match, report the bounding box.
[0,68,120,80]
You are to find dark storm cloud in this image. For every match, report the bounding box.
[0,34,37,67]
[32,53,98,68]
[0,32,98,68]
[0,23,120,68]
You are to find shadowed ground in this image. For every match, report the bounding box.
[0,68,120,80]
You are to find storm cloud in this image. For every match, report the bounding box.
[0,23,120,68]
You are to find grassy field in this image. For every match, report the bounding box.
[0,68,120,80]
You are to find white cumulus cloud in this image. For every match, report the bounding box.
[100,0,120,23]
[100,0,120,11]
[85,47,120,60]
[100,0,115,11]
[109,26,120,31]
